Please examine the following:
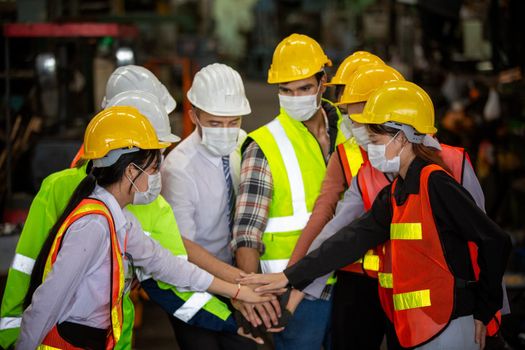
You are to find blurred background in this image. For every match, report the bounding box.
[0,0,524,349]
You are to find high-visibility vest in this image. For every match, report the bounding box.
[335,141,381,276]
[385,164,455,348]
[249,105,344,275]
[376,145,465,321]
[38,199,124,349]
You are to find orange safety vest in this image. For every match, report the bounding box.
[376,145,465,323]
[70,144,84,169]
[336,143,379,275]
[361,144,466,283]
[39,199,124,350]
[386,164,455,348]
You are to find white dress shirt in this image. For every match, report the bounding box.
[18,185,213,349]
[161,129,246,264]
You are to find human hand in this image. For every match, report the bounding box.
[286,289,304,314]
[231,298,261,328]
[236,285,276,304]
[238,272,289,293]
[474,319,486,350]
[234,311,265,344]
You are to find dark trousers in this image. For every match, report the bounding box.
[332,271,387,350]
[168,315,256,350]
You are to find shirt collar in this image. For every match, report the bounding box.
[92,185,128,232]
[190,129,222,167]
[394,157,428,197]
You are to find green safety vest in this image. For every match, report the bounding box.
[0,164,230,349]
[248,102,344,275]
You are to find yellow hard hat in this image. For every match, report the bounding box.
[326,51,384,86]
[267,33,332,84]
[337,64,404,105]
[83,106,171,160]
[351,81,437,134]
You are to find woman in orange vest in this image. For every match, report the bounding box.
[17,107,272,350]
[240,81,511,350]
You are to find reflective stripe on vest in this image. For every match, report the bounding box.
[0,317,21,330]
[264,120,310,235]
[336,140,364,187]
[362,254,380,272]
[393,289,431,311]
[41,199,124,349]
[10,253,35,275]
[378,272,393,288]
[173,292,214,323]
[390,223,423,240]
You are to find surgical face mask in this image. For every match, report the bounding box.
[367,132,404,173]
[351,125,370,149]
[127,163,162,205]
[340,113,353,140]
[196,117,240,156]
[279,83,322,122]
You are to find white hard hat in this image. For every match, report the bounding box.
[105,90,181,143]
[102,65,176,114]
[187,63,251,117]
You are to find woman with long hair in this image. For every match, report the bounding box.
[18,107,272,350]
[239,81,511,350]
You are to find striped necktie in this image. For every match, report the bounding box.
[222,155,235,233]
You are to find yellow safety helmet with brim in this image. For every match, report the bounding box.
[326,51,384,86]
[83,106,171,164]
[337,64,404,105]
[268,33,332,84]
[351,81,437,135]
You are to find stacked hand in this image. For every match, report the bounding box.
[232,272,295,344]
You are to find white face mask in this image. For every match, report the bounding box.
[201,126,240,157]
[367,132,404,173]
[340,114,354,140]
[351,125,370,149]
[278,83,322,122]
[195,117,240,157]
[127,163,162,205]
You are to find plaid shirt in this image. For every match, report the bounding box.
[231,102,341,300]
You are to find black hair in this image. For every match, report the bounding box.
[314,70,326,84]
[24,148,160,308]
[367,124,452,174]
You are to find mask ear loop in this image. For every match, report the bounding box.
[126,163,146,193]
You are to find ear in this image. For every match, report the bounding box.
[320,73,328,94]
[189,108,198,125]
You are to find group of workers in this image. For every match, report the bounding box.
[0,32,511,350]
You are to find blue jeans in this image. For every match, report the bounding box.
[274,294,333,350]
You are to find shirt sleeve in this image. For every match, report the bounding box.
[160,159,199,241]
[288,152,347,266]
[307,176,365,254]
[428,171,511,324]
[17,216,108,350]
[125,211,213,292]
[461,157,486,212]
[230,141,272,254]
[299,177,366,298]
[285,186,392,290]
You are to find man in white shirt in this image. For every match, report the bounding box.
[161,63,256,349]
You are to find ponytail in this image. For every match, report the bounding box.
[24,174,97,307]
[412,143,452,174]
